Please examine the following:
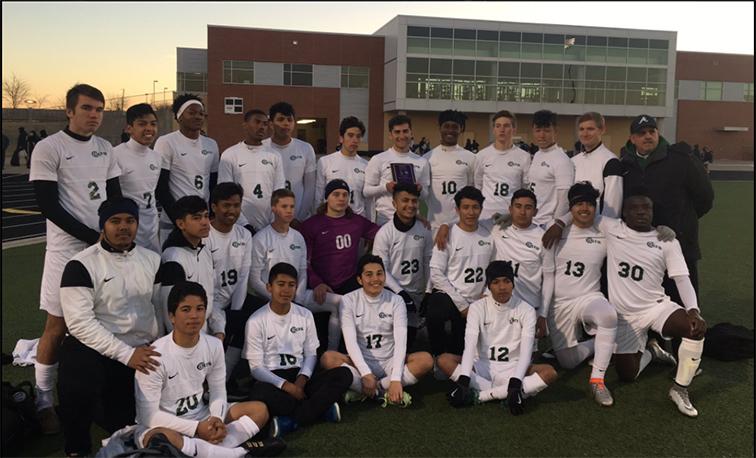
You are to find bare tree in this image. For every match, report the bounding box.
[2,73,32,108]
[107,92,125,111]
[34,93,50,108]
[52,96,67,110]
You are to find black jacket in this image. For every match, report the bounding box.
[620,136,714,261]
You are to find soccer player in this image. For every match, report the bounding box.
[425,110,476,236]
[540,182,620,406]
[571,112,623,218]
[364,115,431,225]
[30,83,122,432]
[372,183,433,349]
[426,186,494,356]
[474,110,532,225]
[218,109,285,231]
[244,262,352,435]
[490,189,549,339]
[262,102,317,226]
[438,261,557,413]
[315,116,370,219]
[300,179,380,347]
[206,183,253,376]
[114,103,161,252]
[320,255,433,406]
[57,197,160,456]
[155,93,219,244]
[527,110,574,227]
[134,281,286,457]
[157,196,220,337]
[610,190,706,417]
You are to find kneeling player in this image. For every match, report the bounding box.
[320,254,433,407]
[610,191,706,417]
[244,262,353,436]
[134,282,285,457]
[437,261,557,414]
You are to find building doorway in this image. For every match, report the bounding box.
[296,118,327,157]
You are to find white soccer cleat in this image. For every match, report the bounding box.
[590,381,614,407]
[647,339,677,366]
[668,385,698,417]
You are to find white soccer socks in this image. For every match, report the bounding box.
[636,348,654,379]
[590,326,617,381]
[220,415,260,448]
[675,338,704,387]
[178,416,261,458]
[379,365,418,391]
[34,362,58,410]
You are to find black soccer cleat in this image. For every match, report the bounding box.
[240,437,287,457]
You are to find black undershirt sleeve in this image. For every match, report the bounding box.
[33,180,100,245]
[156,169,177,223]
[157,261,186,287]
[603,158,624,177]
[60,260,94,288]
[106,177,122,199]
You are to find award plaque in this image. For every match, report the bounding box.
[391,163,416,185]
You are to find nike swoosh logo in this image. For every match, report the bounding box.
[455,247,464,252]
[356,314,364,318]
[65,155,74,160]
[126,170,134,174]
[321,231,329,235]
[168,373,178,379]
[393,241,401,246]
[104,277,115,282]
[180,152,187,156]
[691,358,700,362]
[239,163,247,167]
[210,248,219,253]
[331,170,338,173]
[484,322,492,326]
[485,164,492,167]
[187,274,193,279]
[267,336,275,340]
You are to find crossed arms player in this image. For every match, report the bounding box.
[320,254,433,406]
[438,261,557,414]
[134,281,285,457]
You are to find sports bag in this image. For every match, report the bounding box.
[703,322,755,361]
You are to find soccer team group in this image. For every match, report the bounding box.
[25,82,714,457]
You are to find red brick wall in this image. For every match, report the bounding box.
[677,100,753,161]
[676,52,753,82]
[206,26,384,153]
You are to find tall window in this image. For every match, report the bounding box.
[284,64,313,86]
[177,72,207,92]
[224,97,243,114]
[341,66,369,88]
[223,61,254,84]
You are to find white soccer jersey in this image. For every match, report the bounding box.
[426,145,476,229]
[316,151,369,218]
[543,224,606,304]
[29,131,121,252]
[528,144,574,226]
[364,147,431,223]
[571,143,623,218]
[218,142,286,231]
[340,289,407,380]
[248,225,308,302]
[372,218,432,295]
[135,333,226,437]
[491,224,546,311]
[208,225,252,319]
[262,138,317,221]
[60,242,160,365]
[474,144,532,220]
[243,303,319,375]
[114,139,161,252]
[430,224,494,308]
[460,296,537,378]
[600,218,689,315]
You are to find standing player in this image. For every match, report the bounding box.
[57,197,161,456]
[474,110,532,225]
[134,281,286,457]
[491,189,550,339]
[218,109,285,231]
[438,261,557,413]
[206,183,253,378]
[425,110,476,236]
[571,112,623,218]
[372,183,433,349]
[427,186,494,357]
[541,182,618,406]
[527,110,574,227]
[244,263,352,435]
[321,255,433,406]
[29,83,122,432]
[315,116,370,219]
[114,103,161,252]
[364,115,430,225]
[157,196,219,337]
[609,190,706,417]
[155,93,219,244]
[262,102,317,226]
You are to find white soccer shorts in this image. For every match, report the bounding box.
[614,299,682,354]
[40,244,86,317]
[547,292,606,351]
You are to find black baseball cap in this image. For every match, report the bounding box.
[630,115,657,134]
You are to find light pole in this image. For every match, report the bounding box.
[163,87,168,106]
[152,80,158,105]
[24,99,37,122]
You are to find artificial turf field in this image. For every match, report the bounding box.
[2,181,753,457]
